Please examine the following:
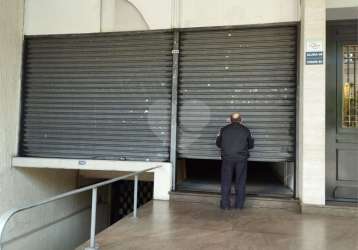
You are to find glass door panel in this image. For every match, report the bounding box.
[342,45,358,128]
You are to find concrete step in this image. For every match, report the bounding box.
[170,191,300,212]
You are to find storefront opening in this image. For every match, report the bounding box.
[176,159,294,198]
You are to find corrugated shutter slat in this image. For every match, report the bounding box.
[21,31,173,162]
[177,26,297,162]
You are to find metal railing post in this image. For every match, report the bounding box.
[133,175,138,218]
[86,188,98,250]
[170,30,180,191]
[0,166,161,250]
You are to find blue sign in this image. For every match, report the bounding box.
[306,51,323,65]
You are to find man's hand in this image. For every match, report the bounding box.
[216,128,223,148]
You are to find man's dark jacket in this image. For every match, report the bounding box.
[216,123,254,160]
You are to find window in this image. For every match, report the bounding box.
[342,45,358,128]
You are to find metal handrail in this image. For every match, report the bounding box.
[0,165,162,250]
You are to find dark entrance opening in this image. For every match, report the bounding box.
[176,159,294,198]
[110,180,153,225]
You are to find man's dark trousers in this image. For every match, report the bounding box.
[220,159,247,209]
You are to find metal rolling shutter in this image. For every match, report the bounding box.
[21,31,173,162]
[177,26,297,162]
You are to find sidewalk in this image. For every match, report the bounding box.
[78,200,358,250]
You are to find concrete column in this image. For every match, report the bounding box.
[298,0,326,205]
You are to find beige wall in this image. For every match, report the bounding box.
[24,0,300,35]
[298,0,326,205]
[102,0,149,31]
[179,0,299,28]
[24,0,101,35]
[326,0,358,9]
[32,0,358,36]
[0,1,101,249]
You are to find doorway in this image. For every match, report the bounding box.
[176,159,294,198]
[326,20,358,202]
[175,25,297,199]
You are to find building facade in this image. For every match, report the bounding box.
[0,0,357,249]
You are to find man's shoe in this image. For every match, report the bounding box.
[220,200,231,210]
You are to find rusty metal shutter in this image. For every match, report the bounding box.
[20,31,173,162]
[177,25,297,162]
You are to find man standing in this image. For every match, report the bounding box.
[216,112,254,210]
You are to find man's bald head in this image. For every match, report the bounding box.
[230,112,242,123]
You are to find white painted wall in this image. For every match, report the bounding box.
[13,157,172,200]
[127,0,172,29]
[102,0,149,31]
[326,0,358,8]
[25,0,300,35]
[26,0,358,35]
[24,0,101,35]
[298,0,326,205]
[0,1,104,249]
[179,0,299,28]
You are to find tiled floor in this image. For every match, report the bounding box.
[79,200,358,250]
